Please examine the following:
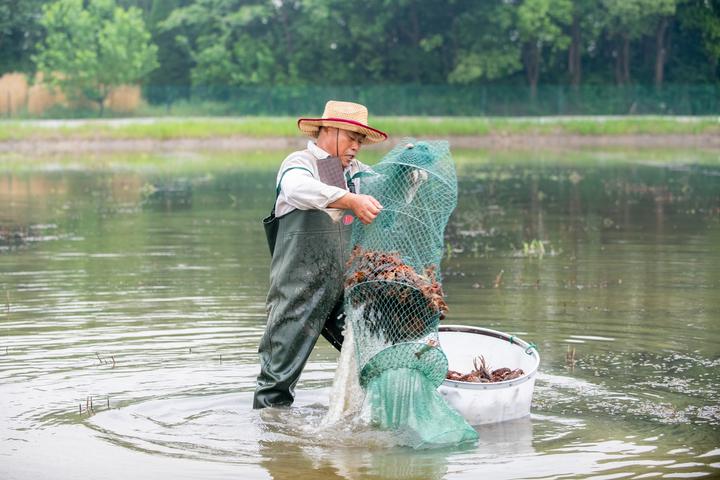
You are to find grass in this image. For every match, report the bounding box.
[1,146,718,174]
[0,116,718,142]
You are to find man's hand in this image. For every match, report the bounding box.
[329,193,383,224]
[351,194,383,224]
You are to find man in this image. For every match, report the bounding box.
[253,100,388,409]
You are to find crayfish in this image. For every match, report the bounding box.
[446,355,525,383]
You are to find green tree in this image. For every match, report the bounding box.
[448,1,522,84]
[679,0,720,80]
[146,0,194,104]
[336,0,458,84]
[0,0,46,74]
[161,0,280,88]
[34,0,158,115]
[566,0,606,87]
[5,0,717,114]
[602,0,676,86]
[650,0,679,89]
[517,0,573,99]
[448,0,573,98]
[161,0,481,88]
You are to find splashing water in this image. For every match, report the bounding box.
[322,321,364,426]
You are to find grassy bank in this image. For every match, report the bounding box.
[2,147,718,174]
[1,116,718,141]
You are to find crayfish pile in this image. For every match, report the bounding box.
[345,247,448,343]
[345,247,448,315]
[446,356,524,383]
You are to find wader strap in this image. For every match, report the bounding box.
[270,166,314,214]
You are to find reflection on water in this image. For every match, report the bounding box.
[1,150,719,479]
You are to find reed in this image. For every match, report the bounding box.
[0,72,144,116]
[0,73,29,116]
[106,85,142,113]
[27,73,68,115]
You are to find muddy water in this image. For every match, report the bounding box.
[1,150,719,479]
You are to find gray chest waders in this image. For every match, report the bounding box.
[253,208,352,408]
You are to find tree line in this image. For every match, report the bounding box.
[1,0,718,110]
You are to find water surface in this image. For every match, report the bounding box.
[1,149,719,479]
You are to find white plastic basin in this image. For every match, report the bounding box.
[437,325,540,425]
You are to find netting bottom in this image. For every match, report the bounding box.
[359,343,448,388]
[364,367,479,448]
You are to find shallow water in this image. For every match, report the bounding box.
[1,150,719,479]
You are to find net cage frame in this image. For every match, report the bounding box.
[345,139,458,389]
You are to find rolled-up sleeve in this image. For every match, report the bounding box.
[274,152,349,216]
[280,169,347,210]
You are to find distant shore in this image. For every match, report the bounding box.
[1,116,718,153]
[2,133,719,154]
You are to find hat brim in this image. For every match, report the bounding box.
[297,117,387,144]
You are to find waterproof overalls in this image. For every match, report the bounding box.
[253,151,356,409]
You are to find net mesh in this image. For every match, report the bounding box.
[345,139,477,446]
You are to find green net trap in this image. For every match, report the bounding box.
[345,139,478,447]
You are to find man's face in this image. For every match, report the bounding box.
[335,128,366,167]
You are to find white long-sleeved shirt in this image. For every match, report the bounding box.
[274,141,370,217]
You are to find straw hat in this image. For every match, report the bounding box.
[297,100,387,144]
